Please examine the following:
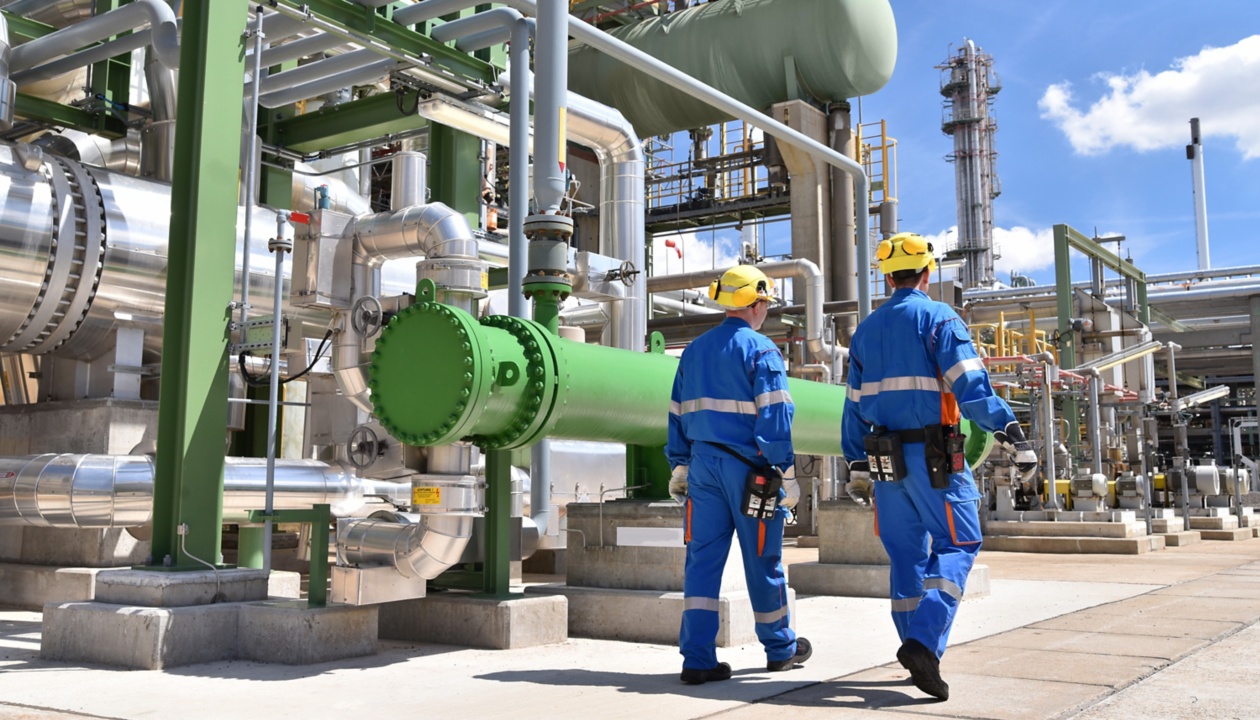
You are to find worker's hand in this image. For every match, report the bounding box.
[994,421,1039,482]
[779,465,799,511]
[845,460,873,508]
[669,465,689,503]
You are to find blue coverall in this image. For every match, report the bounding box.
[841,287,1016,658]
[666,317,799,670]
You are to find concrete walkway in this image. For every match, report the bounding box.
[2,537,1258,720]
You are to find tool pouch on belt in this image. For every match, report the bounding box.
[740,466,782,520]
[924,424,967,489]
[864,430,907,482]
[709,442,783,520]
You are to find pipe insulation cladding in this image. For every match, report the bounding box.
[565,0,897,137]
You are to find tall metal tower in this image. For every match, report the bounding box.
[939,40,1001,288]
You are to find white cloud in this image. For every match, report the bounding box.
[921,225,1058,276]
[1039,35,1260,158]
[993,226,1056,275]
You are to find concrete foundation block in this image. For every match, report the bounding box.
[1189,516,1240,531]
[41,601,240,670]
[789,562,990,600]
[268,570,302,599]
[238,601,378,664]
[985,520,1148,539]
[981,534,1165,554]
[1199,528,1253,541]
[525,584,794,647]
[795,535,820,549]
[95,568,269,607]
[379,592,568,649]
[0,562,99,610]
[1152,517,1187,534]
[1162,531,1202,547]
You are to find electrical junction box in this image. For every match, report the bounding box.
[291,209,353,310]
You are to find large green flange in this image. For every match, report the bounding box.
[370,280,493,447]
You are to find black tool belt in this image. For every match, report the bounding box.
[865,424,966,488]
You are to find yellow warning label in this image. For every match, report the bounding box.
[481,271,489,290]
[413,487,442,506]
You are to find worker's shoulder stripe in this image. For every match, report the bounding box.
[755,389,792,408]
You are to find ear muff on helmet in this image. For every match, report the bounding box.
[877,233,937,275]
[709,267,774,308]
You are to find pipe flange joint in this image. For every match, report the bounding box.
[522,213,574,239]
[369,299,489,447]
[470,315,564,449]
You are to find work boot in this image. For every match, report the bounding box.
[896,639,949,701]
[767,637,813,672]
[680,662,732,685]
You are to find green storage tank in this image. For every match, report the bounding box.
[568,0,897,137]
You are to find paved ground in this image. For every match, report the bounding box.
[1,537,1258,720]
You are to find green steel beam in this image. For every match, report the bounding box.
[13,93,128,138]
[2,12,57,41]
[429,123,482,227]
[272,0,496,85]
[1053,225,1076,371]
[275,90,431,153]
[1149,306,1191,333]
[149,0,248,570]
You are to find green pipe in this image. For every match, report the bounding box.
[372,281,847,454]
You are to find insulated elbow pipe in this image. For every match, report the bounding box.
[369,281,848,455]
[10,0,180,72]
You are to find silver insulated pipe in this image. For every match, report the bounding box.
[1188,117,1210,270]
[0,454,407,527]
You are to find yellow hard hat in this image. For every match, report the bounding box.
[876,232,937,275]
[708,264,775,309]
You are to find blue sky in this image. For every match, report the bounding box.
[651,1,1260,290]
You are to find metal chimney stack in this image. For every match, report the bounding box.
[1187,118,1210,270]
[939,40,1001,288]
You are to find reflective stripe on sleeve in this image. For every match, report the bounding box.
[669,401,682,415]
[755,389,793,408]
[943,357,986,387]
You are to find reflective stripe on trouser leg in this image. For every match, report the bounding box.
[680,454,735,670]
[729,468,795,663]
[873,477,929,644]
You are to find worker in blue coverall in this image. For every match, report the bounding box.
[665,264,812,686]
[842,233,1039,701]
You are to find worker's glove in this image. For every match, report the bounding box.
[845,460,873,509]
[779,465,799,511]
[669,465,689,503]
[993,421,1039,482]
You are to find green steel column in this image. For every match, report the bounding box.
[429,123,482,227]
[238,527,265,568]
[149,0,247,569]
[482,449,513,597]
[1053,224,1076,371]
